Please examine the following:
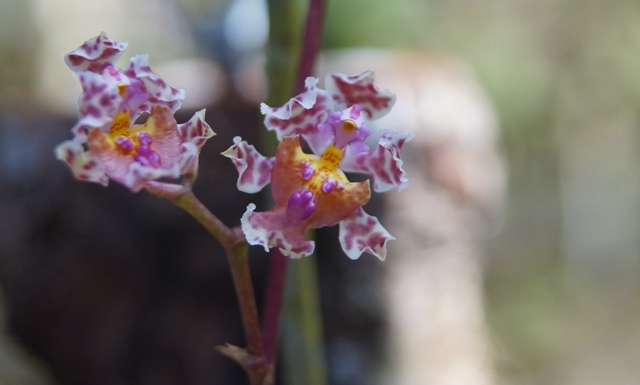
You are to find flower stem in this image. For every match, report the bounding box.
[296,0,327,92]
[145,182,270,385]
[226,241,271,385]
[261,249,289,364]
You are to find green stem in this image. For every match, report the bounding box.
[282,255,328,385]
[262,0,329,384]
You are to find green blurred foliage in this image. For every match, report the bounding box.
[0,0,35,106]
[323,0,433,49]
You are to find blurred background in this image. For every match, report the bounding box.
[1,0,640,384]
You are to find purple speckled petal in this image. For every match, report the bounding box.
[64,32,128,73]
[222,137,275,194]
[123,54,185,119]
[178,142,199,175]
[241,203,315,259]
[55,140,108,185]
[341,130,414,192]
[338,207,395,260]
[71,71,122,137]
[260,77,334,154]
[178,109,215,149]
[125,161,182,192]
[325,71,396,120]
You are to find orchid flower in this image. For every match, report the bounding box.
[55,32,215,192]
[224,71,413,260]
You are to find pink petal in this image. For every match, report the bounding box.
[177,109,216,149]
[71,71,122,137]
[222,137,275,194]
[341,130,414,192]
[338,207,395,260]
[325,71,396,120]
[241,203,315,259]
[260,77,334,154]
[64,32,128,73]
[55,140,108,185]
[145,106,183,169]
[123,54,185,117]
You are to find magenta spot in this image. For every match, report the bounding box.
[291,115,304,125]
[88,82,108,94]
[258,158,274,180]
[67,55,83,66]
[115,136,134,152]
[301,161,314,180]
[83,161,96,170]
[65,149,74,164]
[133,132,162,168]
[85,105,102,118]
[137,132,152,147]
[287,189,316,220]
[99,93,113,107]
[321,178,336,193]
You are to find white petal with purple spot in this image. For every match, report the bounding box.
[55,140,108,185]
[64,32,128,73]
[222,137,275,194]
[325,71,396,120]
[339,207,395,260]
[341,130,414,192]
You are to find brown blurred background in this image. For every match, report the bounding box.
[1,0,640,384]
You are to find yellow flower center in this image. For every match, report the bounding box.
[318,144,344,172]
[105,110,154,159]
[110,111,131,137]
[297,144,349,195]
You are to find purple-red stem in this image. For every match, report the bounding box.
[261,0,327,368]
[147,183,269,385]
[152,0,330,378]
[296,0,327,93]
[261,249,288,364]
